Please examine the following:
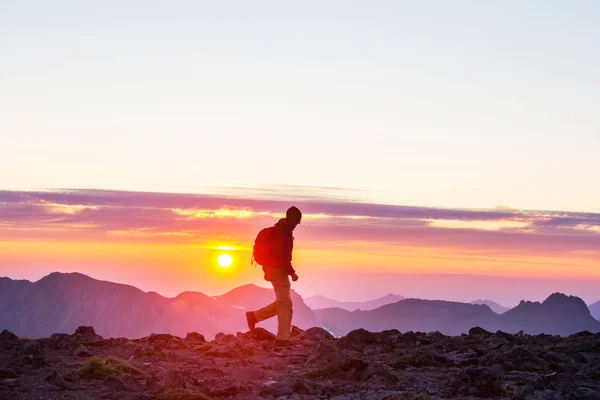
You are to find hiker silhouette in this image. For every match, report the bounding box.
[247,206,302,346]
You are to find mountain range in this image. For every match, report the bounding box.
[470,299,510,314]
[0,272,316,339]
[1,272,599,339]
[314,293,600,336]
[304,294,405,311]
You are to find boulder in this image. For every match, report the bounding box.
[72,344,92,357]
[339,328,377,350]
[185,332,206,344]
[147,334,189,350]
[469,326,491,337]
[0,330,18,341]
[251,328,276,342]
[74,326,103,342]
[21,341,44,356]
[450,365,506,397]
[291,325,305,337]
[304,327,334,342]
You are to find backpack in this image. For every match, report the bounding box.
[251,226,279,267]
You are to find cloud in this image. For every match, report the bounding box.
[0,189,599,257]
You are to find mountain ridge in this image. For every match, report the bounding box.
[305,293,405,311]
[2,272,599,340]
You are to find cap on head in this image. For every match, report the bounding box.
[286,206,302,225]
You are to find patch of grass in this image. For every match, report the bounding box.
[156,388,213,400]
[77,356,143,379]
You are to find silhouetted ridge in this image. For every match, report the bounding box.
[2,274,599,340]
[470,299,509,314]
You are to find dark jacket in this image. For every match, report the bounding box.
[264,218,296,276]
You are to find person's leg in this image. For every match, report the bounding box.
[271,269,293,340]
[253,300,277,323]
[252,267,277,324]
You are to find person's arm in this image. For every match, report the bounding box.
[282,231,295,276]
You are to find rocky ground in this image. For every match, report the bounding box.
[1,325,599,400]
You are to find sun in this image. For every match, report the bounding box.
[217,253,233,268]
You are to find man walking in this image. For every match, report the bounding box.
[246,206,302,346]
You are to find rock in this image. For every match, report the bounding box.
[0,329,18,341]
[45,370,70,389]
[74,326,103,342]
[21,341,44,356]
[570,330,594,338]
[291,325,305,337]
[214,333,236,343]
[40,333,73,349]
[21,354,47,368]
[251,327,276,342]
[292,378,327,395]
[469,326,490,337]
[450,365,506,397]
[304,327,334,342]
[0,378,20,388]
[494,330,519,342]
[260,380,293,397]
[104,375,140,391]
[426,331,446,340]
[396,331,418,345]
[147,333,189,349]
[185,332,206,344]
[574,386,600,400]
[205,344,244,358]
[339,328,377,350]
[162,368,189,389]
[0,370,18,379]
[73,344,92,357]
[502,345,545,371]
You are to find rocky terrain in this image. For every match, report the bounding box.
[1,325,599,400]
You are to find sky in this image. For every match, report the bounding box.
[1,1,599,304]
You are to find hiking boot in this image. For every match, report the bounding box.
[246,311,257,331]
[273,338,294,347]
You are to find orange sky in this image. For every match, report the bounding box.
[1,189,599,302]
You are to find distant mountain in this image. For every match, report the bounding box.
[589,301,600,320]
[500,293,600,335]
[0,272,316,339]
[314,299,501,336]
[2,273,598,340]
[470,299,509,314]
[305,294,405,311]
[315,293,600,337]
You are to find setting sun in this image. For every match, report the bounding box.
[217,253,233,268]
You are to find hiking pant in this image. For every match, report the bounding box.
[253,266,293,340]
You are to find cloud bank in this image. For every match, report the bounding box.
[1,189,599,258]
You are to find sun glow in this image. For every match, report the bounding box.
[217,253,233,268]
